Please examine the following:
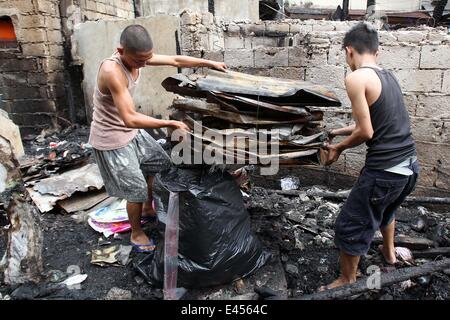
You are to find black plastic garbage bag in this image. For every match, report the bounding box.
[141,167,271,288]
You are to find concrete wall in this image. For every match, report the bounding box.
[72,15,179,121]
[286,0,422,11]
[141,0,259,22]
[179,12,450,194]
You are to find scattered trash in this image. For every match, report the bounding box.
[46,270,67,283]
[87,199,147,237]
[416,275,431,286]
[281,177,300,191]
[395,247,415,265]
[400,279,416,291]
[411,217,428,232]
[105,287,132,300]
[62,274,88,287]
[91,245,132,267]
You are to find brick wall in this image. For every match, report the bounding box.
[0,0,65,135]
[0,0,136,135]
[179,12,450,194]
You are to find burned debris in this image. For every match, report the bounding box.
[164,70,341,167]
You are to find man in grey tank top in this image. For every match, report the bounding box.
[319,22,419,291]
[89,25,227,252]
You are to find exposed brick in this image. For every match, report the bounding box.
[181,10,200,26]
[254,47,289,68]
[240,23,266,37]
[224,36,246,49]
[1,86,43,100]
[345,152,365,176]
[47,30,63,43]
[20,15,46,28]
[265,22,290,37]
[289,23,313,34]
[415,141,450,167]
[305,65,346,90]
[250,36,285,48]
[312,23,336,32]
[420,45,450,69]
[410,117,444,143]
[0,58,38,72]
[328,45,346,65]
[27,72,48,85]
[394,69,442,93]
[269,67,304,80]
[44,16,61,30]
[416,95,450,118]
[225,24,241,36]
[428,31,450,43]
[378,31,397,44]
[0,72,27,86]
[41,57,65,72]
[11,99,56,113]
[378,46,420,69]
[403,94,418,116]
[224,49,254,68]
[395,31,426,43]
[436,166,450,189]
[35,0,58,15]
[49,44,65,57]
[417,164,437,188]
[202,50,224,63]
[23,28,47,43]
[21,43,49,56]
[442,70,450,94]
[10,112,55,126]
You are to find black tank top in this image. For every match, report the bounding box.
[361,66,416,170]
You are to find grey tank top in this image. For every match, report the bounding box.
[362,66,416,170]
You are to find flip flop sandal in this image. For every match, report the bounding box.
[131,239,156,253]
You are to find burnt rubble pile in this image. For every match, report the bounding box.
[244,185,450,299]
[162,70,342,167]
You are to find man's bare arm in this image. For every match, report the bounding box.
[146,54,227,71]
[335,73,374,152]
[106,65,188,131]
[329,124,356,138]
[323,72,373,165]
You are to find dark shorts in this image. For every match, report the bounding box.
[334,160,420,256]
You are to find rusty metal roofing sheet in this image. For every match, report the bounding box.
[195,70,341,106]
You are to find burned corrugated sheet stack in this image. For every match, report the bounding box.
[162,70,341,167]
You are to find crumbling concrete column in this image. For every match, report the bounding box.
[0,135,43,285]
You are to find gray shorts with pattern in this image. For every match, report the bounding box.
[93,129,172,203]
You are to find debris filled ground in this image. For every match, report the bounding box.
[1,154,449,300]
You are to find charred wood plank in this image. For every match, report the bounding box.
[372,236,434,250]
[270,189,450,205]
[297,258,450,300]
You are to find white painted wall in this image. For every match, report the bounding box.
[286,0,422,11]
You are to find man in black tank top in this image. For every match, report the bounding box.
[319,22,419,291]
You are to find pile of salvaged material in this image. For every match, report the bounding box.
[162,70,341,167]
[16,126,108,213]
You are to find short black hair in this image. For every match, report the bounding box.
[120,24,153,52]
[342,22,379,54]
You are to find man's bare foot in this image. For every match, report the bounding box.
[318,276,356,292]
[131,231,155,252]
[378,244,397,265]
